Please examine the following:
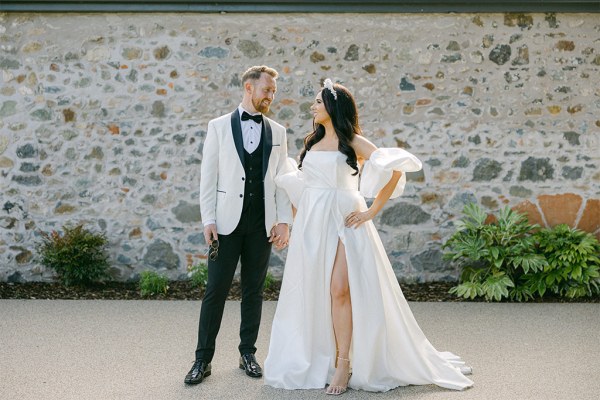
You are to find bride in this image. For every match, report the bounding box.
[264,79,473,395]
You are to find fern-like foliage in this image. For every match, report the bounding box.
[533,224,600,298]
[444,204,600,301]
[443,204,546,301]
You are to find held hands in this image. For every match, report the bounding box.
[269,223,290,250]
[345,209,374,229]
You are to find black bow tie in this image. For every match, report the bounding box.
[241,111,263,124]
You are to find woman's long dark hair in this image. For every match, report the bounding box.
[298,82,361,175]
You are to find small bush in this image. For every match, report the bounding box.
[37,224,110,286]
[188,263,208,289]
[444,203,600,302]
[139,271,169,297]
[443,203,547,301]
[531,224,600,298]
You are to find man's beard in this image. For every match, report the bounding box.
[252,97,270,114]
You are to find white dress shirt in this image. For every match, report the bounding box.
[238,105,262,154]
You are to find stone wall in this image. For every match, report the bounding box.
[1,12,598,283]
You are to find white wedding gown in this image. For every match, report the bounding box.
[264,148,474,392]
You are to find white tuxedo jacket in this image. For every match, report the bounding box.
[200,109,293,236]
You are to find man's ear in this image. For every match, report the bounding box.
[244,81,253,94]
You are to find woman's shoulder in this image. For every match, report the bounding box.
[351,134,377,159]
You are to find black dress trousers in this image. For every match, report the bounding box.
[195,141,271,362]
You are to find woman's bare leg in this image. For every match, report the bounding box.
[327,239,352,394]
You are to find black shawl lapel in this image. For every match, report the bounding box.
[262,118,273,179]
[230,109,244,165]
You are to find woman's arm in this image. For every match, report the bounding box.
[346,135,401,228]
[345,170,401,228]
[368,171,402,217]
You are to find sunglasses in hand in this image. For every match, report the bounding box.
[206,239,219,261]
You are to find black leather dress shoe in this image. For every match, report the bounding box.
[184,360,211,384]
[239,353,262,378]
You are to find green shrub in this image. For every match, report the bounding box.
[37,224,110,286]
[188,263,209,288]
[139,271,169,297]
[443,203,547,301]
[264,271,275,290]
[531,224,600,298]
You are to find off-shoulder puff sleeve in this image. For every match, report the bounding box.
[359,148,423,199]
[274,157,305,208]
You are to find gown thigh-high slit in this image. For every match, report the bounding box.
[264,149,474,392]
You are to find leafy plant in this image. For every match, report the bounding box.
[443,203,547,301]
[264,271,275,290]
[530,224,600,298]
[188,263,209,289]
[37,224,110,286]
[139,271,169,297]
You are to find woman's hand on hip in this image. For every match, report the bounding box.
[345,209,373,229]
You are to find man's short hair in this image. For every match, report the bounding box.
[241,66,278,83]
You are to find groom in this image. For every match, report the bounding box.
[185,65,293,385]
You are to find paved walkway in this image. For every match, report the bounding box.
[1,300,599,400]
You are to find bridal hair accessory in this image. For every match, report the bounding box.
[323,78,338,100]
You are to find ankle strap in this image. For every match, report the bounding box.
[337,356,350,363]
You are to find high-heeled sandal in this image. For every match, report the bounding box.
[325,357,352,396]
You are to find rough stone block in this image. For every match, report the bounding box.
[518,157,554,182]
[473,158,502,181]
[171,200,201,223]
[0,101,17,117]
[381,203,431,226]
[237,40,265,59]
[410,249,452,274]
[489,44,511,65]
[143,239,179,270]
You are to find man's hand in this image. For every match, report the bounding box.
[269,223,290,250]
[204,223,218,244]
